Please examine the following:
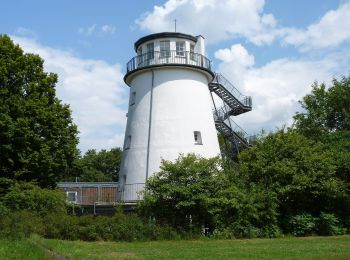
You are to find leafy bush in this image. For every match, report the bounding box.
[0,210,45,239]
[317,213,346,236]
[1,182,67,216]
[43,213,79,240]
[139,154,223,231]
[211,228,236,239]
[288,214,316,236]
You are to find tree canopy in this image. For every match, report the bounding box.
[140,74,350,237]
[294,75,350,138]
[0,35,79,188]
[138,154,279,237]
[71,148,122,182]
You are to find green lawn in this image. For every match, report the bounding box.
[1,236,350,259]
[0,239,49,260]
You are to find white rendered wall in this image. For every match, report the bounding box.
[119,67,220,201]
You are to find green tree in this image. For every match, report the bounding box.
[0,35,79,188]
[72,148,122,182]
[139,154,223,231]
[238,129,349,229]
[293,75,350,221]
[138,154,279,237]
[294,75,350,138]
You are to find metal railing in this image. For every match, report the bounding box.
[59,182,146,205]
[126,51,212,73]
[212,73,252,107]
[118,183,145,202]
[213,108,249,141]
[67,195,117,206]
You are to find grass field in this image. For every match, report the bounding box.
[1,235,350,259]
[0,239,50,260]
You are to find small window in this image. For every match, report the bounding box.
[146,42,154,60]
[194,131,202,145]
[66,191,77,203]
[160,40,170,58]
[130,91,136,106]
[125,135,131,150]
[137,47,143,66]
[190,44,196,61]
[176,41,185,56]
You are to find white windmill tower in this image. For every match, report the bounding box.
[119,32,252,201]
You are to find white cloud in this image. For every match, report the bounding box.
[137,0,350,50]
[14,27,37,38]
[78,24,96,36]
[283,1,350,50]
[12,36,128,153]
[214,44,348,135]
[215,44,254,66]
[136,0,278,45]
[78,24,116,36]
[101,25,116,34]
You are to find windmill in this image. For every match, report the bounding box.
[119,32,252,201]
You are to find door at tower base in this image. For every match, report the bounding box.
[119,68,220,201]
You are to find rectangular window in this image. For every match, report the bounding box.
[176,41,185,56]
[137,47,143,66]
[146,42,154,60]
[130,91,136,106]
[160,40,170,58]
[125,135,131,150]
[66,191,77,203]
[194,131,202,145]
[190,44,196,61]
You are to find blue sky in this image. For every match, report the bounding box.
[1,0,349,152]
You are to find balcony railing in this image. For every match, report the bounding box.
[126,51,212,74]
[118,183,146,202]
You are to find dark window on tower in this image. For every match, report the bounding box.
[146,42,154,60]
[194,131,202,145]
[130,91,136,106]
[125,135,131,150]
[137,47,143,66]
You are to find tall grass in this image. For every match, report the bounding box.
[43,235,350,260]
[0,239,49,259]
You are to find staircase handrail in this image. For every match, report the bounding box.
[212,73,252,108]
[213,109,249,139]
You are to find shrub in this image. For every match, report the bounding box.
[0,202,9,218]
[211,228,236,239]
[317,213,346,236]
[43,213,79,240]
[288,214,316,236]
[0,210,45,239]
[1,182,67,216]
[108,212,149,241]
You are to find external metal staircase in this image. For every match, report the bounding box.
[214,111,249,150]
[209,73,252,156]
[209,73,252,117]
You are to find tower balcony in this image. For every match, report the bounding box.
[124,50,214,84]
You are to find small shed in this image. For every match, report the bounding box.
[58,182,119,205]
